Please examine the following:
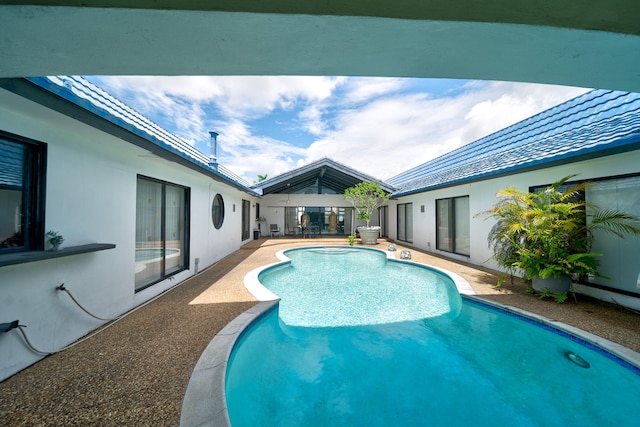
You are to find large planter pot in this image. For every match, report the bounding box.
[532,275,571,293]
[357,226,380,245]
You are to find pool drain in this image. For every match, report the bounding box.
[564,351,590,368]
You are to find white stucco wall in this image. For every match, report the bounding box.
[394,151,640,309]
[0,88,258,380]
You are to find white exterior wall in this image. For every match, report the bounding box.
[0,88,258,380]
[395,151,640,309]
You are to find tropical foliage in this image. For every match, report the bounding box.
[479,175,640,286]
[343,180,390,227]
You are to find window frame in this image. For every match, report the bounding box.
[135,175,190,292]
[0,130,47,254]
[435,195,470,256]
[241,199,250,240]
[396,202,413,243]
[211,193,225,230]
[379,205,388,237]
[531,173,640,297]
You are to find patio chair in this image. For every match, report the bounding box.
[270,223,281,237]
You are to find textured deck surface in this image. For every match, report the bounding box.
[1,237,638,426]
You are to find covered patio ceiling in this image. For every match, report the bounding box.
[259,168,364,196]
[254,158,396,195]
[1,1,639,92]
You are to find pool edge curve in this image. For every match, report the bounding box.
[180,246,640,427]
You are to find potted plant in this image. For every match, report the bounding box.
[46,230,64,251]
[480,175,640,294]
[344,180,390,244]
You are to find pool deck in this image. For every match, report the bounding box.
[1,237,639,426]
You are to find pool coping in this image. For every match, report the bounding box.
[180,299,279,427]
[246,245,477,302]
[180,246,640,427]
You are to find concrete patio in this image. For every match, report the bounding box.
[1,237,638,426]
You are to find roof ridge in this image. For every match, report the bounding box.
[254,157,392,188]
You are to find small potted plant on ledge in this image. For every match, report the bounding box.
[344,180,390,245]
[480,175,640,297]
[46,230,64,251]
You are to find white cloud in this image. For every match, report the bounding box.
[97,75,342,119]
[459,81,589,145]
[211,119,308,182]
[91,75,348,168]
[87,76,589,183]
[340,77,408,105]
[298,105,326,136]
[303,81,589,180]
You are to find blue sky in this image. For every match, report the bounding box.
[84,76,588,184]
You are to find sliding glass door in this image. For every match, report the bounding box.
[436,196,469,256]
[135,176,189,291]
[397,203,413,243]
[284,206,352,236]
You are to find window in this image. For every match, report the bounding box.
[241,199,250,240]
[533,175,640,296]
[0,131,46,253]
[436,196,469,256]
[586,175,640,295]
[397,203,413,243]
[379,206,389,237]
[135,176,189,291]
[211,193,225,229]
[283,206,352,236]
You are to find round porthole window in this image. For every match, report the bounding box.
[212,194,225,229]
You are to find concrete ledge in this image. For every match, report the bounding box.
[0,243,116,267]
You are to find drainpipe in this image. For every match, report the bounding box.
[209,131,219,170]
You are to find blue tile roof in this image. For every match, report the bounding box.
[26,76,255,192]
[388,89,640,196]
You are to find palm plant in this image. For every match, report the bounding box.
[480,175,640,287]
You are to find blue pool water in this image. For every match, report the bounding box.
[226,247,640,427]
[260,247,462,327]
[135,247,179,262]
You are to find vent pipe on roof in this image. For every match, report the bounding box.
[209,131,219,170]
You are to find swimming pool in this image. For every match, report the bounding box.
[258,247,463,327]
[181,246,640,426]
